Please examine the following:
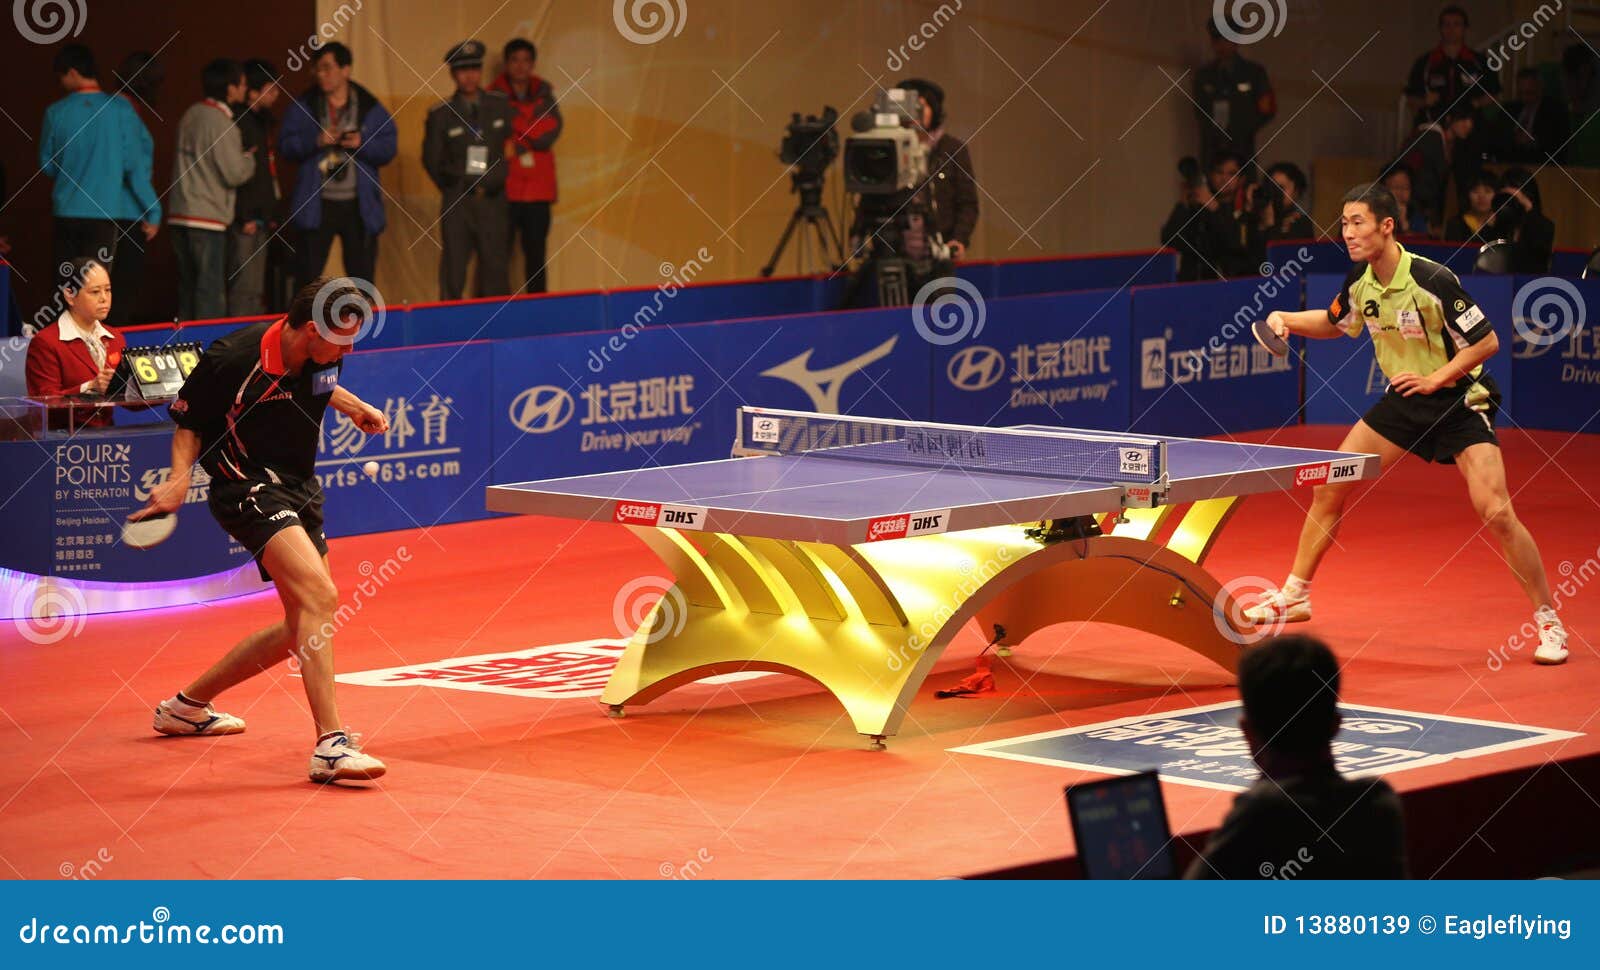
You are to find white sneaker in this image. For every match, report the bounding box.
[153,698,246,736]
[1242,588,1312,625]
[1534,610,1569,666]
[309,731,387,784]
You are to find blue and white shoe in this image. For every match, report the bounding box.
[309,731,387,784]
[153,697,246,736]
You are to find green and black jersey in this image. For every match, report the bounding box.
[1327,244,1496,407]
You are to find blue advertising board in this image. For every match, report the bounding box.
[930,289,1130,432]
[489,326,730,488]
[1128,278,1300,438]
[1508,275,1600,433]
[319,342,494,538]
[1303,272,1516,425]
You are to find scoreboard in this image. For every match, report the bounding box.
[113,341,203,399]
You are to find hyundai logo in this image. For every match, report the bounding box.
[946,345,1005,391]
[509,385,575,434]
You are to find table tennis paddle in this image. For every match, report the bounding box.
[122,510,177,549]
[1251,319,1290,358]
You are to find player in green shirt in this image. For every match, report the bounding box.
[1244,182,1568,664]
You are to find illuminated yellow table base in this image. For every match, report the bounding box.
[601,496,1252,748]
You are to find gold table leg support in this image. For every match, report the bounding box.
[601,503,1252,744]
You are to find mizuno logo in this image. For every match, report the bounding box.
[759,337,898,413]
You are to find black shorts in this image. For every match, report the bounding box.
[1361,375,1501,464]
[209,478,328,581]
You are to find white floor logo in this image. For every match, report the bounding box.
[336,640,768,698]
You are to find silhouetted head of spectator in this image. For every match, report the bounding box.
[112,51,163,106]
[201,58,245,104]
[1500,166,1541,210]
[1267,162,1307,205]
[1238,635,1342,763]
[242,59,282,111]
[1381,166,1415,209]
[52,43,96,91]
[1207,151,1242,193]
[1205,16,1239,62]
[1464,172,1499,216]
[504,38,537,83]
[1438,5,1468,46]
[1516,67,1543,104]
[314,42,354,96]
[1441,104,1475,139]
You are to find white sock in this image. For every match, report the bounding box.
[1282,575,1311,601]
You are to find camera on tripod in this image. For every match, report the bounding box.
[759,106,846,278]
[780,107,839,182]
[843,88,929,195]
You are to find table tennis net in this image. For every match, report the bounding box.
[736,409,1165,485]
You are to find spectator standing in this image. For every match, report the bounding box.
[279,42,397,288]
[1404,5,1499,125]
[423,40,512,300]
[107,51,163,325]
[227,59,283,317]
[1185,635,1408,880]
[168,59,256,321]
[40,44,149,272]
[1501,68,1569,164]
[491,38,562,294]
[1194,18,1275,165]
[1562,44,1600,167]
[1381,167,1431,236]
[1401,106,1474,228]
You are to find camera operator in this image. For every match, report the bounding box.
[849,79,977,264]
[1160,152,1243,281]
[1245,161,1309,267]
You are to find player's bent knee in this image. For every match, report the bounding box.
[1312,481,1355,510]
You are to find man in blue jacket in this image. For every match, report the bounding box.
[40,44,158,274]
[278,42,396,290]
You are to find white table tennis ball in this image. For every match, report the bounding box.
[363,461,379,478]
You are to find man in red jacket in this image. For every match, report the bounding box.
[491,39,562,293]
[25,257,125,430]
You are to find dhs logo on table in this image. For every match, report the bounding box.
[865,509,952,542]
[614,501,708,530]
[1294,458,1363,487]
[509,386,575,434]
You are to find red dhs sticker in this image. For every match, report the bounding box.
[1295,458,1363,487]
[864,509,952,542]
[613,502,709,530]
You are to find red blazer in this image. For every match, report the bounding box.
[25,317,127,429]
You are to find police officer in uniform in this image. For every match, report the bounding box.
[423,40,511,299]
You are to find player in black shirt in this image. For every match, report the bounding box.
[132,278,392,783]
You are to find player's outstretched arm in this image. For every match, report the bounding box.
[130,428,201,520]
[1267,309,1344,340]
[331,386,389,435]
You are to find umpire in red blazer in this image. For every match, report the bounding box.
[25,257,125,429]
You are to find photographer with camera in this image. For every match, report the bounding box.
[1243,161,1309,268]
[1160,152,1244,281]
[279,42,397,291]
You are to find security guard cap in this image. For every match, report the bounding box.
[445,39,486,70]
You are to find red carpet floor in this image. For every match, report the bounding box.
[2,426,1597,880]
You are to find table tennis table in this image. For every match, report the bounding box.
[487,407,1378,747]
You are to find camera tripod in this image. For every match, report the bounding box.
[760,173,844,277]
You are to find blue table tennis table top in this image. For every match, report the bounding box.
[486,422,1378,546]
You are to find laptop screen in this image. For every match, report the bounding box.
[1066,771,1176,879]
